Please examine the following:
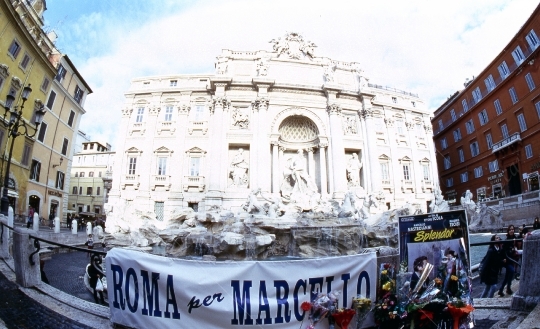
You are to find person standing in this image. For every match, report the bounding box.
[27,206,34,229]
[498,225,518,296]
[533,217,540,230]
[87,260,105,305]
[480,235,505,298]
[85,234,94,257]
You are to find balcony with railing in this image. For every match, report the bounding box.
[187,121,208,135]
[492,132,521,153]
[183,176,205,192]
[121,174,140,189]
[157,121,176,135]
[130,122,146,135]
[152,175,171,191]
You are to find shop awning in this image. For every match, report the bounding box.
[7,190,18,198]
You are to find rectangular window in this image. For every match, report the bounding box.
[526,29,540,50]
[444,155,451,170]
[136,107,144,122]
[46,90,56,110]
[494,99,503,115]
[465,119,475,134]
[72,186,77,194]
[438,119,443,131]
[21,143,31,166]
[170,80,177,86]
[509,87,518,104]
[20,53,31,70]
[8,39,21,58]
[89,171,94,177]
[380,162,389,180]
[501,123,509,139]
[489,160,499,172]
[458,148,465,163]
[511,46,525,65]
[155,201,164,221]
[460,172,468,183]
[61,138,69,156]
[79,186,82,195]
[470,141,480,157]
[55,171,65,190]
[190,157,200,176]
[164,106,173,122]
[453,128,462,142]
[97,187,101,195]
[440,137,448,150]
[536,101,540,119]
[462,99,469,112]
[40,77,50,92]
[158,157,167,175]
[484,75,496,92]
[80,172,85,177]
[74,85,84,104]
[446,177,453,187]
[486,132,493,149]
[498,61,510,79]
[525,144,533,159]
[517,113,527,132]
[422,164,430,181]
[67,110,75,127]
[525,73,536,91]
[55,64,67,82]
[30,160,41,181]
[193,105,205,121]
[86,187,93,195]
[472,87,482,103]
[474,166,484,178]
[128,157,137,175]
[478,109,489,126]
[450,109,457,121]
[403,165,410,180]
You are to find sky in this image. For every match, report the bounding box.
[43,0,539,149]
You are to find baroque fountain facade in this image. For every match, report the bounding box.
[103,32,441,259]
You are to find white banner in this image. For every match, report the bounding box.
[105,249,377,329]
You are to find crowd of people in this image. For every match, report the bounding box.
[479,217,539,298]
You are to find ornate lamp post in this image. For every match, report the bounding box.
[1,85,46,215]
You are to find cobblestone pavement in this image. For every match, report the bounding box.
[0,270,92,329]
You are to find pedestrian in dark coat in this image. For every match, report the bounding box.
[498,225,518,296]
[88,261,105,304]
[533,217,540,230]
[480,235,505,298]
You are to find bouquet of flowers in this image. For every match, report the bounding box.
[352,295,372,329]
[447,298,474,329]
[300,293,334,329]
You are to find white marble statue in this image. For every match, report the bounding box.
[232,107,249,129]
[289,149,317,195]
[323,63,335,83]
[460,190,477,212]
[230,148,249,187]
[346,153,362,187]
[257,60,268,76]
[428,188,449,213]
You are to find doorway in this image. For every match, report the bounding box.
[29,195,40,216]
[506,164,522,196]
[529,173,539,191]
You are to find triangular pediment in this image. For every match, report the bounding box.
[379,154,390,160]
[125,147,141,153]
[154,146,173,154]
[185,147,206,154]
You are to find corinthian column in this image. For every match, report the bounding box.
[361,97,381,192]
[272,142,279,193]
[327,103,347,199]
[319,142,328,196]
[207,96,229,199]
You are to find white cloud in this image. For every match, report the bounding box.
[50,0,539,149]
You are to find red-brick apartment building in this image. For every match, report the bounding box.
[432,4,540,205]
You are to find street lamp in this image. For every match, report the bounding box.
[1,84,46,215]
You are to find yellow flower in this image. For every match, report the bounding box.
[451,275,458,281]
[382,281,393,291]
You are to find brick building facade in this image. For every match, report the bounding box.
[432,4,540,204]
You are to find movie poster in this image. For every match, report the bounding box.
[398,210,471,297]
